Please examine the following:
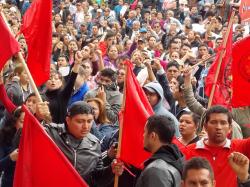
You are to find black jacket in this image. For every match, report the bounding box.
[136,144,184,187]
[45,72,77,124]
[45,123,114,187]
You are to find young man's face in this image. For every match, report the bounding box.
[144,90,159,107]
[166,66,180,81]
[181,169,215,187]
[204,113,231,145]
[66,114,94,139]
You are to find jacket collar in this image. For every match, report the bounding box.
[195,138,231,149]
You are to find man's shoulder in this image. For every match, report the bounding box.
[86,133,100,144]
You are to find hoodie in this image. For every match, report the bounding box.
[143,82,180,137]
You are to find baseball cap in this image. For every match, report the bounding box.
[139,27,147,33]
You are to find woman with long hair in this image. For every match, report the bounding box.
[86,98,117,151]
[0,107,24,187]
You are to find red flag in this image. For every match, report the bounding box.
[205,28,233,108]
[231,36,250,107]
[0,14,20,69]
[239,0,250,23]
[14,106,88,187]
[119,61,154,168]
[21,0,52,86]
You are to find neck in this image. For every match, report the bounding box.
[205,139,227,147]
[20,82,28,90]
[180,134,196,145]
[177,99,186,108]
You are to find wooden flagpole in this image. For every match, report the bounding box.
[207,11,235,108]
[0,11,43,102]
[114,63,128,187]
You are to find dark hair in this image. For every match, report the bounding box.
[146,115,176,143]
[55,22,63,29]
[0,107,23,146]
[179,111,200,127]
[215,37,223,43]
[204,105,232,124]
[100,68,117,82]
[198,43,208,50]
[105,31,116,40]
[181,43,191,49]
[166,61,180,71]
[67,101,94,117]
[182,157,214,181]
[176,75,184,92]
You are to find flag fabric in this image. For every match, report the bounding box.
[231,36,250,107]
[239,0,250,23]
[21,0,52,86]
[0,14,20,69]
[14,105,88,187]
[205,28,233,108]
[119,61,154,169]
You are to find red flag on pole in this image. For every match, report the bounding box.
[231,36,250,107]
[21,0,52,86]
[119,62,154,168]
[0,14,20,69]
[14,106,88,187]
[205,28,233,108]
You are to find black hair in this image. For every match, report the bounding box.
[67,101,94,117]
[182,157,214,181]
[204,105,232,124]
[176,75,184,92]
[166,61,180,71]
[100,68,117,82]
[179,111,200,127]
[0,107,23,146]
[146,115,176,144]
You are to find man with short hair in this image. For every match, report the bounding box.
[136,115,184,187]
[84,68,122,123]
[183,105,250,187]
[41,101,123,186]
[166,61,180,81]
[182,157,216,187]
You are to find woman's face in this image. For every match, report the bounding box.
[25,96,38,114]
[16,112,25,129]
[87,101,100,120]
[19,71,29,84]
[179,114,197,137]
[169,77,178,93]
[117,69,125,83]
[108,46,118,60]
[45,73,63,91]
[68,41,78,52]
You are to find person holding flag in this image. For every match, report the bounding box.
[35,101,124,186]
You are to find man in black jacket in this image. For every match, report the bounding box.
[136,115,184,187]
[40,101,123,186]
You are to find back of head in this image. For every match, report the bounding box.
[146,115,176,144]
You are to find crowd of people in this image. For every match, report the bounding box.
[0,0,250,186]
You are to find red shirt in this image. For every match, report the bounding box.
[182,138,250,187]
